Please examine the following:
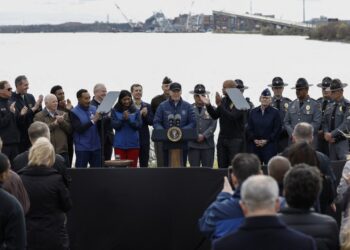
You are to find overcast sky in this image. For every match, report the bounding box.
[0,0,349,25]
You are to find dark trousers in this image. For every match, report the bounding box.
[217,137,243,169]
[154,141,164,167]
[317,132,329,156]
[75,149,101,168]
[104,139,113,161]
[67,135,74,168]
[139,144,150,168]
[188,148,215,168]
[250,143,277,165]
[2,144,19,166]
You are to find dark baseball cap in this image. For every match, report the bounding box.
[169,82,181,91]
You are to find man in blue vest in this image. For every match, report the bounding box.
[71,89,101,168]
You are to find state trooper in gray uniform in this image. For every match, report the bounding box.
[323,79,350,160]
[316,77,333,155]
[268,77,291,152]
[188,84,217,167]
[284,78,321,148]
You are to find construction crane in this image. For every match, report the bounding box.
[186,1,195,32]
[114,3,134,28]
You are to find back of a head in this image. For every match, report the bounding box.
[28,121,50,144]
[293,122,313,143]
[286,141,319,168]
[284,164,322,210]
[28,137,55,167]
[268,156,291,184]
[241,175,279,213]
[231,153,261,185]
[0,152,10,175]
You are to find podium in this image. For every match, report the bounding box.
[152,128,197,167]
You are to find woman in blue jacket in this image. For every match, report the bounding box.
[111,90,142,167]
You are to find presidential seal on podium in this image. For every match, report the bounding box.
[167,127,183,142]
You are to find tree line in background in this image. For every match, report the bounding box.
[309,21,350,42]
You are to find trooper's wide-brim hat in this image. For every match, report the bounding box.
[317,77,332,88]
[189,84,210,95]
[268,82,288,87]
[317,83,330,88]
[268,77,288,87]
[330,79,348,91]
[291,78,313,89]
[235,79,248,90]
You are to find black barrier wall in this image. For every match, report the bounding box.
[66,161,346,250]
[67,168,226,250]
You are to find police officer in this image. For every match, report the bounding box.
[323,79,349,160]
[284,78,321,148]
[247,88,281,164]
[188,84,217,168]
[316,77,333,155]
[268,77,291,152]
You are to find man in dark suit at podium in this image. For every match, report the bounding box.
[153,82,196,167]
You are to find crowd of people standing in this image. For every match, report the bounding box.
[0,73,350,249]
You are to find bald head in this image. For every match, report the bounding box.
[44,94,58,112]
[268,156,291,185]
[223,80,236,88]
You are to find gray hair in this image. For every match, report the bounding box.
[44,94,57,104]
[241,175,279,212]
[292,122,314,143]
[93,83,106,94]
